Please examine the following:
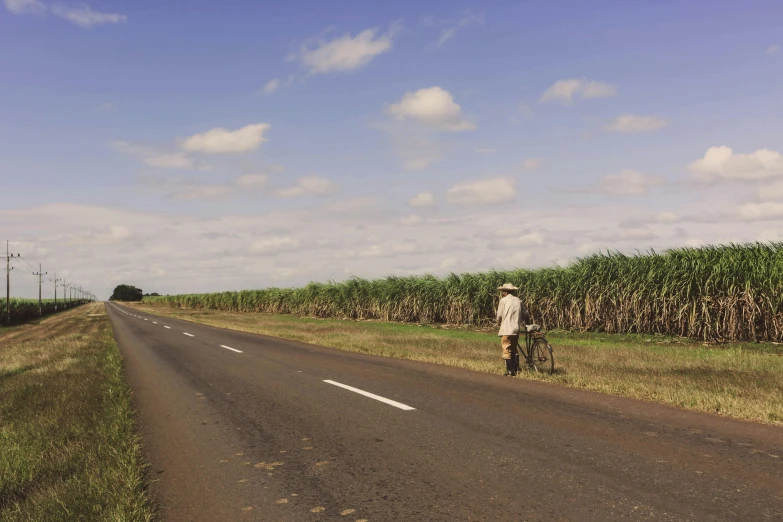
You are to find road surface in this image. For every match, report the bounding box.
[106,302,783,521]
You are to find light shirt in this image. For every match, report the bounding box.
[496,294,528,336]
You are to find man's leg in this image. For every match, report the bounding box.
[508,335,519,376]
[501,336,514,376]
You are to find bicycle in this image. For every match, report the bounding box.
[513,324,555,374]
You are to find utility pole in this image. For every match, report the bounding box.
[61,281,68,308]
[32,263,47,317]
[53,273,61,311]
[5,241,21,325]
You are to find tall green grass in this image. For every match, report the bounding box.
[0,298,85,326]
[143,243,783,342]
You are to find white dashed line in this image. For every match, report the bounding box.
[323,380,416,411]
[152,322,157,324]
[164,326,171,329]
[183,333,195,337]
[220,345,243,353]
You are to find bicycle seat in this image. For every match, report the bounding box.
[525,324,541,333]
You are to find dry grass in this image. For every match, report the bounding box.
[128,303,783,426]
[0,303,152,521]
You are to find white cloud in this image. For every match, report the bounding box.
[540,78,616,104]
[522,158,542,170]
[234,174,269,189]
[262,78,280,94]
[4,0,45,14]
[440,257,457,269]
[111,141,194,170]
[498,251,531,268]
[181,123,270,154]
[171,185,232,201]
[606,114,668,133]
[598,170,665,196]
[325,197,377,212]
[656,212,678,223]
[387,86,475,132]
[401,215,422,226]
[276,176,337,198]
[408,191,435,207]
[556,169,664,196]
[757,229,783,242]
[518,232,544,246]
[736,202,783,222]
[144,153,193,169]
[767,44,780,55]
[298,25,398,75]
[437,11,484,47]
[249,236,301,254]
[50,3,126,28]
[446,177,516,206]
[688,146,783,181]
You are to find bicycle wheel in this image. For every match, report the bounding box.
[530,338,554,374]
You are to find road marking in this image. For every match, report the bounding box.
[184,332,195,337]
[220,345,243,353]
[323,380,415,411]
[164,326,171,329]
[152,321,157,324]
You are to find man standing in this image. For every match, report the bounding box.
[496,283,531,376]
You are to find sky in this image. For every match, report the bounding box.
[2,0,783,299]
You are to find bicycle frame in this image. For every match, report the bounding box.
[513,329,549,371]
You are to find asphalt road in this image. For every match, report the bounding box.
[105,302,783,521]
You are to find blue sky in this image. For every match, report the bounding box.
[2,0,782,298]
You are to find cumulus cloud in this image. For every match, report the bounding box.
[521,158,542,170]
[4,0,45,14]
[446,177,516,205]
[401,215,422,226]
[181,123,270,154]
[688,146,783,181]
[50,3,126,27]
[262,78,280,94]
[555,170,664,196]
[111,141,194,170]
[234,174,269,189]
[540,78,616,104]
[276,176,337,198]
[736,202,783,222]
[249,236,301,254]
[408,191,435,207]
[387,86,475,132]
[297,24,399,75]
[598,170,665,196]
[143,153,193,169]
[656,212,678,223]
[606,114,669,133]
[437,11,484,47]
[171,185,233,201]
[5,0,126,26]
[142,171,273,201]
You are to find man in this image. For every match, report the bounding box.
[496,283,531,376]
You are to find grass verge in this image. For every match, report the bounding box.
[0,302,152,521]
[128,303,783,426]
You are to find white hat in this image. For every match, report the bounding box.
[497,283,519,291]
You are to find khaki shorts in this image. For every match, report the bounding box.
[501,335,519,360]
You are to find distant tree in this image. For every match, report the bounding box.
[110,285,143,302]
[143,292,161,297]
